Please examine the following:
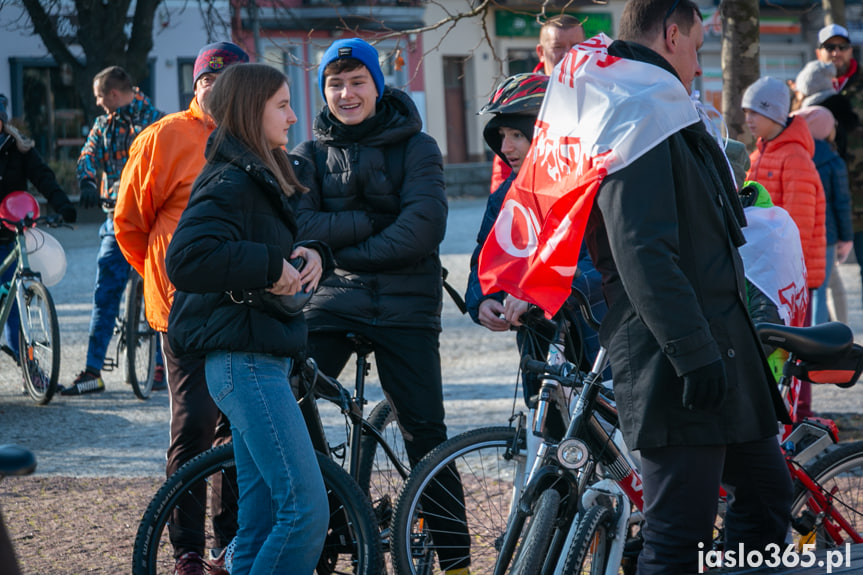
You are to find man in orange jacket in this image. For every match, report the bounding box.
[115,41,248,575]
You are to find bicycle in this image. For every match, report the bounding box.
[98,197,160,399]
[389,288,599,575]
[133,334,412,575]
[505,321,863,575]
[0,193,66,405]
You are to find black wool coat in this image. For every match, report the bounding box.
[166,132,327,358]
[585,41,789,450]
[291,88,448,331]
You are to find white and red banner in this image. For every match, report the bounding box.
[738,205,809,327]
[477,34,702,315]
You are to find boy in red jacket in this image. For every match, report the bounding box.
[743,75,827,417]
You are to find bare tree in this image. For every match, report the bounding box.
[18,0,162,121]
[720,0,760,145]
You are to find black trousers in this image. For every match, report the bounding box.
[637,437,792,575]
[161,333,236,558]
[307,320,470,570]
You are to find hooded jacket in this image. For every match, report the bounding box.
[292,87,448,330]
[811,139,853,246]
[115,97,215,332]
[747,115,827,288]
[585,40,788,450]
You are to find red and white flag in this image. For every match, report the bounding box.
[478,34,701,314]
[738,205,809,327]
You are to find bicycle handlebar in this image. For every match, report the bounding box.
[0,214,68,230]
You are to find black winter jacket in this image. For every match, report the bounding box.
[585,40,789,450]
[0,134,74,242]
[291,88,448,330]
[166,132,330,358]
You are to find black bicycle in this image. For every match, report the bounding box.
[132,335,411,575]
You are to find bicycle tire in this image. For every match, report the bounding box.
[124,273,156,400]
[19,281,59,404]
[132,443,383,575]
[559,503,614,575]
[790,440,863,548]
[509,489,561,575]
[391,426,528,575]
[357,399,410,529]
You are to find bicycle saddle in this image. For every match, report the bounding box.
[756,321,853,362]
[0,445,36,477]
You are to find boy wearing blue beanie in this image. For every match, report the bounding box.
[293,38,471,575]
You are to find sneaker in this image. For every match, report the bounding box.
[152,365,167,391]
[209,538,234,574]
[60,370,105,396]
[174,552,205,575]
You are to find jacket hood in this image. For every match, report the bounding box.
[313,87,421,147]
[115,87,158,124]
[759,114,815,157]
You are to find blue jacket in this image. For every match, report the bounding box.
[813,139,853,245]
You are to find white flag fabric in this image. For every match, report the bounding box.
[738,206,809,326]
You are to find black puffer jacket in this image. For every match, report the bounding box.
[0,134,75,242]
[291,87,447,330]
[166,132,329,358]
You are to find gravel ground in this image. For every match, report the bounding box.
[3,198,863,573]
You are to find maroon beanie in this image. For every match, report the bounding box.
[193,42,249,85]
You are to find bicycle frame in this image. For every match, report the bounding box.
[0,223,41,349]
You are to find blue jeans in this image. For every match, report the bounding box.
[0,242,19,358]
[205,351,327,575]
[86,218,130,371]
[811,243,836,324]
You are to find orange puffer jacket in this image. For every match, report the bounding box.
[747,115,826,288]
[115,97,216,332]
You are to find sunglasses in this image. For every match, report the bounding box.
[663,0,682,39]
[822,42,851,52]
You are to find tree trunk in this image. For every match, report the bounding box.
[823,0,846,27]
[720,0,761,147]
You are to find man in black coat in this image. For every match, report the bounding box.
[292,38,470,573]
[584,0,793,572]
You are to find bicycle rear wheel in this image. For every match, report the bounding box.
[790,440,863,548]
[124,273,157,399]
[391,426,527,575]
[133,443,382,575]
[358,399,410,526]
[19,281,59,405]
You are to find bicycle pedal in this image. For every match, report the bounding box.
[329,443,346,460]
[102,358,118,371]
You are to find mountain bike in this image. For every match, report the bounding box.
[132,335,411,575]
[505,321,863,575]
[0,206,66,405]
[98,198,160,399]
[390,288,600,575]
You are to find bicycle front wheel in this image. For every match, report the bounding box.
[19,281,59,404]
[790,440,863,548]
[124,273,157,399]
[133,443,382,575]
[508,488,561,575]
[560,503,614,575]
[391,426,527,575]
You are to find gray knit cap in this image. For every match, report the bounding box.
[796,60,837,107]
[742,77,791,126]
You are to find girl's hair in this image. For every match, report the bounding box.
[2,122,34,153]
[206,63,306,196]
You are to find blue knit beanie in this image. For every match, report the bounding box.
[193,42,249,85]
[318,38,385,103]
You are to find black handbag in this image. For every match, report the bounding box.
[226,257,312,321]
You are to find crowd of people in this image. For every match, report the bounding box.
[1,2,863,573]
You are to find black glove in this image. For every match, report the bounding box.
[78,181,99,209]
[368,212,397,233]
[58,204,77,224]
[681,359,727,411]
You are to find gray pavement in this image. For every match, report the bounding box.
[0,198,861,477]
